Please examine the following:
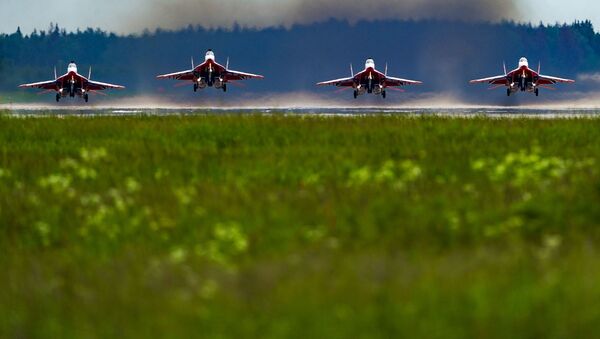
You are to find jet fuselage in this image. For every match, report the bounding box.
[354,60,386,96]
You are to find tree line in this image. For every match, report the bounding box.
[1,20,599,100]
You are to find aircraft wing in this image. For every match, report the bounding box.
[156,69,195,81]
[469,75,509,85]
[537,75,575,85]
[224,69,264,81]
[317,76,355,87]
[385,76,423,87]
[87,80,125,91]
[19,80,58,90]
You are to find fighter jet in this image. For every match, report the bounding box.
[470,57,575,96]
[19,61,124,102]
[317,58,422,98]
[157,49,264,92]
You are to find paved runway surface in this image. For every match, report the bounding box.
[2,103,600,118]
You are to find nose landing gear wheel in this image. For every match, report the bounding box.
[507,88,511,97]
[223,84,227,92]
[535,88,539,97]
[193,83,198,92]
[56,94,60,102]
[84,94,89,103]
[353,90,358,99]
[382,91,386,99]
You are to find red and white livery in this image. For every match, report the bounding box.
[317,58,422,98]
[157,49,264,93]
[470,57,575,96]
[19,61,124,102]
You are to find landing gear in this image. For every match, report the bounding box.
[535,88,539,97]
[507,88,511,97]
[56,93,60,102]
[382,91,386,99]
[193,83,198,92]
[222,84,227,92]
[84,94,89,103]
[353,90,358,99]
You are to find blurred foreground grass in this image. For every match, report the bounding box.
[1,114,600,338]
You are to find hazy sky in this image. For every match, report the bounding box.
[0,0,597,34]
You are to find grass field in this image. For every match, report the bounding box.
[1,113,600,338]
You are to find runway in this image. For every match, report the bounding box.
[2,104,600,118]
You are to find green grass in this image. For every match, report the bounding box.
[1,114,600,338]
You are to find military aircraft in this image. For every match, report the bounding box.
[157,49,264,92]
[19,61,124,102]
[470,57,575,96]
[317,58,422,98]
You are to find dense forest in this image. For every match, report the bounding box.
[1,20,599,102]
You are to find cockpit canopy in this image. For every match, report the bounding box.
[205,50,215,61]
[67,62,78,73]
[365,58,375,69]
[519,57,529,68]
